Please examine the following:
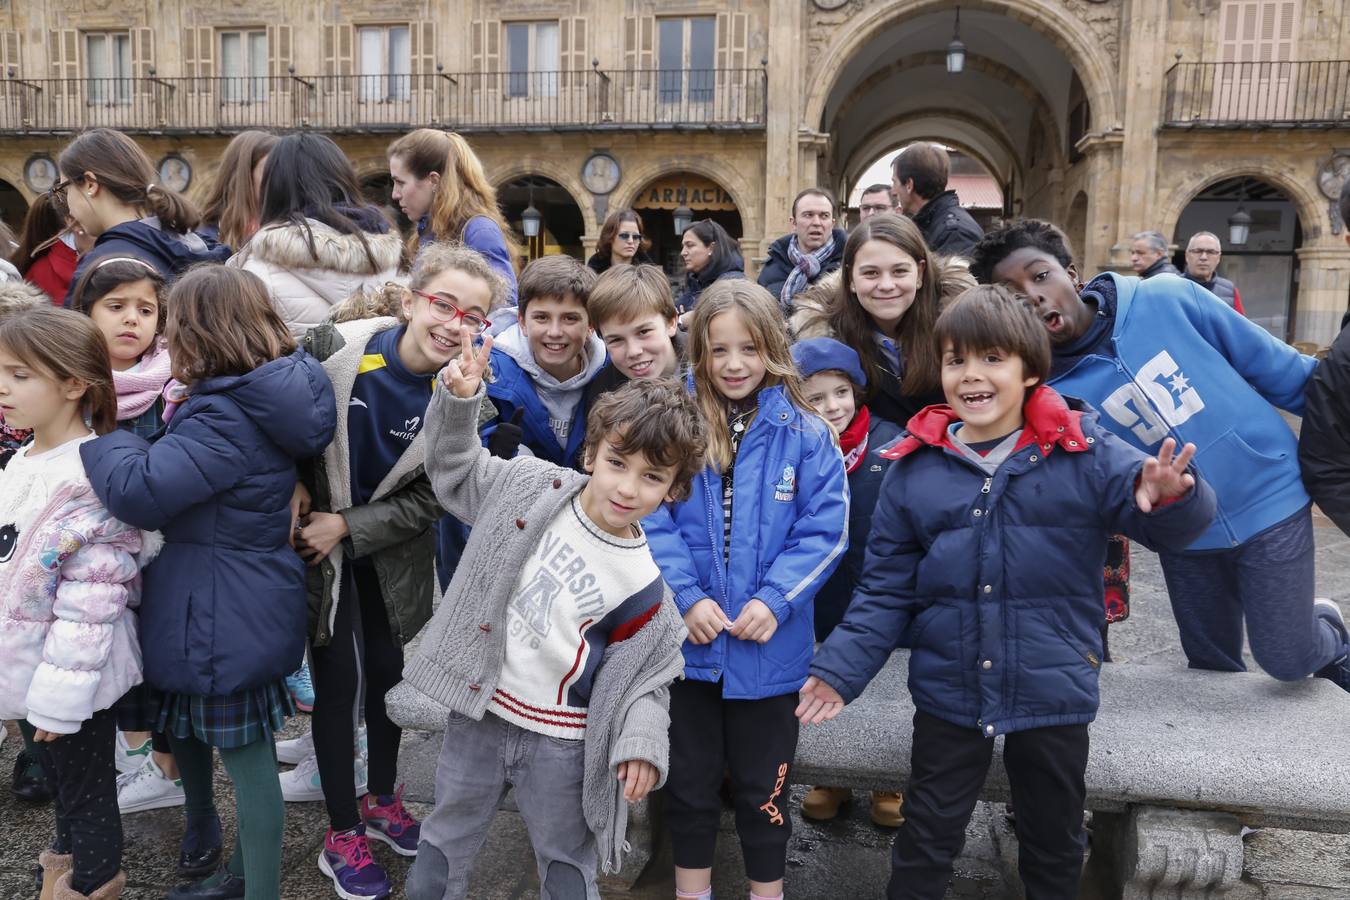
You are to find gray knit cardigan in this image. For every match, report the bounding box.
[401,383,688,873]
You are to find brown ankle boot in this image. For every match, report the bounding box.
[39,850,72,900]
[800,785,851,820]
[54,869,126,900]
[870,790,905,828]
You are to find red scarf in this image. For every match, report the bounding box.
[839,406,871,473]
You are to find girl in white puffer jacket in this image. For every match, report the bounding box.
[228,133,403,338]
[0,308,157,900]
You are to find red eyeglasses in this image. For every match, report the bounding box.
[398,284,492,335]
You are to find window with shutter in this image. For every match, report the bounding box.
[85,31,134,107]
[48,29,79,101]
[504,21,559,98]
[1216,0,1299,119]
[1,31,20,75]
[623,15,655,93]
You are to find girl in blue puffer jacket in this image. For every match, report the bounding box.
[82,266,337,900]
[644,280,848,900]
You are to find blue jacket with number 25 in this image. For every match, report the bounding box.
[644,385,849,700]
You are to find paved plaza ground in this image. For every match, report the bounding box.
[3,519,1348,899]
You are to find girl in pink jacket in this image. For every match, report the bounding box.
[0,307,155,900]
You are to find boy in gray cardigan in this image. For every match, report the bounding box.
[402,330,706,900]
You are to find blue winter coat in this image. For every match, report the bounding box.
[814,410,902,640]
[81,351,337,697]
[809,388,1215,736]
[64,219,231,306]
[1050,272,1314,550]
[482,335,606,469]
[644,385,850,699]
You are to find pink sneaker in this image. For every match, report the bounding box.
[317,824,390,899]
[359,785,420,857]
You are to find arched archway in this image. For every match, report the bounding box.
[0,180,28,234]
[1172,176,1301,340]
[626,171,744,275]
[804,0,1119,136]
[811,2,1113,234]
[498,176,586,262]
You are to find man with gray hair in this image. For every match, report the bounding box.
[1182,231,1245,314]
[1129,231,1181,279]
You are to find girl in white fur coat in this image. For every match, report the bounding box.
[228,133,403,339]
[0,308,156,900]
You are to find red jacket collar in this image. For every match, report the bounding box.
[881,384,1089,461]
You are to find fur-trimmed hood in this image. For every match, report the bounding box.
[229,218,404,338]
[235,218,403,275]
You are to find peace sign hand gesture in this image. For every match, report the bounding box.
[440,327,493,399]
[1135,437,1197,513]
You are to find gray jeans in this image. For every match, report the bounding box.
[405,711,599,900]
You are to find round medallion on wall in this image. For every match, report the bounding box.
[1317,151,1350,201]
[23,155,58,194]
[581,153,621,196]
[157,155,192,193]
[812,0,851,9]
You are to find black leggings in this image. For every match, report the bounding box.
[310,563,404,831]
[665,679,800,883]
[34,708,123,894]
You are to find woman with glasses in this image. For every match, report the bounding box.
[586,208,657,275]
[55,128,230,307]
[229,133,403,338]
[289,241,508,900]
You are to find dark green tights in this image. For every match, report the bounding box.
[168,733,283,900]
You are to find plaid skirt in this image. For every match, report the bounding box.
[141,680,296,750]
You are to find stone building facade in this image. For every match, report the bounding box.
[0,0,1347,341]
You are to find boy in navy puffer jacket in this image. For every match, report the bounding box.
[797,286,1215,900]
[970,220,1350,693]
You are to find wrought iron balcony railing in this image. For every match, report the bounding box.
[1163,60,1350,127]
[0,68,767,134]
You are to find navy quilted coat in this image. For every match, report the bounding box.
[809,387,1215,737]
[82,350,337,697]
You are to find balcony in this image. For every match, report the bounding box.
[0,68,767,135]
[1163,60,1350,128]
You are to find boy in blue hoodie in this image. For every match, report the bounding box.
[485,255,607,467]
[969,220,1350,692]
[798,286,1215,899]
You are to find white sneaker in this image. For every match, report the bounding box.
[276,724,365,766]
[114,732,152,774]
[280,751,367,803]
[117,754,185,814]
[275,730,314,766]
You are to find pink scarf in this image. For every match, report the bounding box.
[113,339,178,420]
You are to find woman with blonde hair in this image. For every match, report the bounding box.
[387,129,518,304]
[199,130,279,252]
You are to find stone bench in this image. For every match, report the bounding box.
[793,652,1350,898]
[389,653,1350,897]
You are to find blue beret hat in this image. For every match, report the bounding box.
[791,337,867,388]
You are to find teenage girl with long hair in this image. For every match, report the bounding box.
[56,128,230,305]
[387,128,519,303]
[199,130,279,252]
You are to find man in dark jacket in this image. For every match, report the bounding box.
[1300,179,1350,535]
[1130,231,1181,279]
[1182,231,1245,313]
[758,187,847,310]
[891,143,983,257]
